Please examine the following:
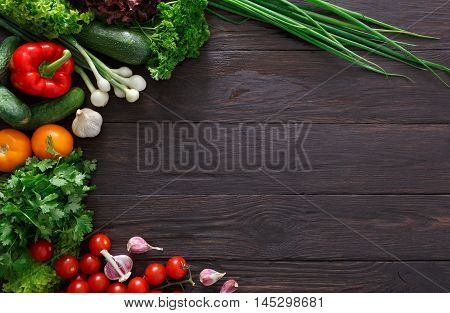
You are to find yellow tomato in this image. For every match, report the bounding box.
[31,124,73,159]
[0,129,32,172]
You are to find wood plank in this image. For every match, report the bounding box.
[92,50,450,124]
[78,123,450,195]
[124,260,450,292]
[206,0,450,51]
[88,195,450,260]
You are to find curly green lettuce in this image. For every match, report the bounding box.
[140,0,210,80]
[0,0,93,39]
[0,149,96,292]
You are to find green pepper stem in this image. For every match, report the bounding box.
[40,50,72,77]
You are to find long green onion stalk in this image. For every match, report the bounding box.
[208,0,449,85]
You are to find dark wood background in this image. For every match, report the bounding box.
[2,0,450,292]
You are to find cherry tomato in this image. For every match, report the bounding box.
[166,256,188,280]
[0,129,32,172]
[79,253,101,274]
[55,255,79,279]
[31,124,73,159]
[88,272,110,293]
[29,239,53,262]
[144,263,167,286]
[127,277,149,293]
[107,282,127,293]
[89,233,111,256]
[171,288,183,293]
[149,289,163,293]
[71,273,87,282]
[67,279,90,293]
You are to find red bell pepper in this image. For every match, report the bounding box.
[9,42,74,98]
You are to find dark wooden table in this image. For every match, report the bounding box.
[3,0,450,292]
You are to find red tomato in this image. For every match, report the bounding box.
[149,289,163,293]
[88,272,110,293]
[55,256,79,279]
[106,282,127,293]
[171,288,183,293]
[79,253,101,274]
[29,240,53,262]
[166,256,188,280]
[89,234,111,256]
[67,279,90,293]
[71,273,87,282]
[145,263,167,286]
[128,277,149,293]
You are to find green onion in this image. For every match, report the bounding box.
[208,0,449,84]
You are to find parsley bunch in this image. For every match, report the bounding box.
[138,0,210,80]
[0,0,93,39]
[0,149,96,292]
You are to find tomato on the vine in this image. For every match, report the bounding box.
[144,263,166,286]
[55,255,79,279]
[149,289,163,293]
[106,282,127,293]
[29,239,53,262]
[128,277,149,293]
[89,234,111,256]
[67,279,90,293]
[79,253,101,274]
[88,272,110,293]
[166,256,188,280]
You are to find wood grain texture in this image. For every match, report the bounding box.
[132,261,450,292]
[79,123,450,195]
[88,195,450,261]
[0,0,449,293]
[89,49,450,124]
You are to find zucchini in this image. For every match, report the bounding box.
[75,21,151,65]
[0,85,31,128]
[19,88,85,130]
[0,36,21,78]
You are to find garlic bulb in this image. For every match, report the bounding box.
[72,109,103,138]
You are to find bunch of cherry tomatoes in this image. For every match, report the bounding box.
[30,233,191,293]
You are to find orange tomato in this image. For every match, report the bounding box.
[0,129,32,172]
[31,124,73,159]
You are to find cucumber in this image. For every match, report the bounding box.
[75,21,151,65]
[19,88,85,130]
[0,36,21,78]
[0,85,31,128]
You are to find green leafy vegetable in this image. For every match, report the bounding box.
[137,0,210,80]
[0,0,93,39]
[0,149,96,292]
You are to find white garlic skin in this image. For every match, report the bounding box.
[72,108,103,138]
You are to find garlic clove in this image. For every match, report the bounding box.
[199,269,226,286]
[220,280,239,293]
[104,254,133,282]
[127,236,163,254]
[72,108,103,138]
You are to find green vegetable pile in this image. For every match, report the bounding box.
[0,150,96,292]
[0,0,93,39]
[139,0,210,80]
